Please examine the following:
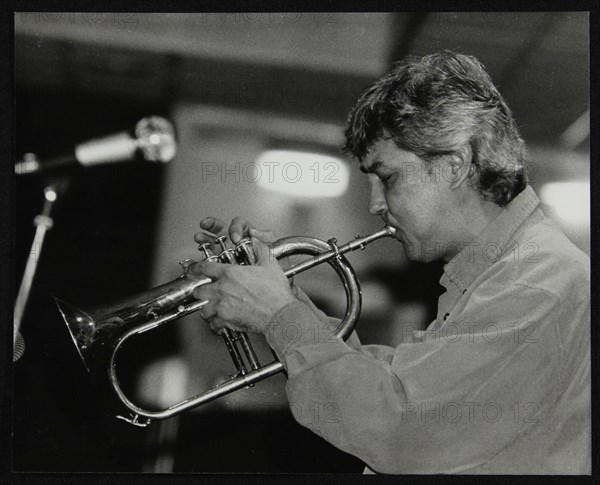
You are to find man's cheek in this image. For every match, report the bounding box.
[403,162,420,183]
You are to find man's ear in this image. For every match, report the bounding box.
[447,144,473,190]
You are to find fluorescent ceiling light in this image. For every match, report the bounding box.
[539,181,589,226]
[255,150,349,198]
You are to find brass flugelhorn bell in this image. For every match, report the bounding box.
[55,226,396,427]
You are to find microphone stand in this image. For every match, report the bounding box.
[14,171,70,362]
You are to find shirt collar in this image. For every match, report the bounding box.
[441,186,541,291]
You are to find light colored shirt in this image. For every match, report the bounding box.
[265,186,590,474]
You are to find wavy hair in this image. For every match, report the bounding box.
[344,51,528,206]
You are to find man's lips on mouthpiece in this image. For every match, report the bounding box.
[382,216,396,232]
[382,218,402,242]
[389,225,404,242]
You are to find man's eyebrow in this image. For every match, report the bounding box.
[360,161,384,174]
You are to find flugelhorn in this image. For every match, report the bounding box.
[55,226,396,427]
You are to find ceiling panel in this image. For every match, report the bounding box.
[15,12,394,76]
[507,52,589,141]
[406,12,589,145]
[15,11,589,147]
[540,12,588,53]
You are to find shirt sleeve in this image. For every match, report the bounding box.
[266,282,563,474]
[273,283,395,363]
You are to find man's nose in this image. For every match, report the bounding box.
[368,183,387,216]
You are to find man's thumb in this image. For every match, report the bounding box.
[250,236,277,266]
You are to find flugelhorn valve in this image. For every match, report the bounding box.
[198,243,219,262]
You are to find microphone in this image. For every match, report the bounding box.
[15,116,177,175]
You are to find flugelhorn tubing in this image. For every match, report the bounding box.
[57,225,396,426]
[279,226,396,278]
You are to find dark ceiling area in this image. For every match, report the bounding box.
[15,12,589,150]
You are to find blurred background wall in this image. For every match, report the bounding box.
[14,12,589,472]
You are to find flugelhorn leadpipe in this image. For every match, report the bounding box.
[282,226,396,277]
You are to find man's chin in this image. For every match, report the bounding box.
[402,245,422,262]
[399,239,434,263]
[396,236,418,262]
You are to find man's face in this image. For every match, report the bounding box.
[360,139,455,262]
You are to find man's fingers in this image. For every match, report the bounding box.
[209,317,230,333]
[193,280,217,302]
[250,237,280,267]
[229,217,255,244]
[194,217,277,248]
[248,227,277,244]
[194,285,220,324]
[189,261,228,279]
[179,258,197,272]
[195,217,227,244]
[199,304,217,323]
[200,216,226,232]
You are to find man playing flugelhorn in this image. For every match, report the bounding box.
[189,51,590,474]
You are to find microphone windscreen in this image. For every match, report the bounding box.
[13,331,25,362]
[135,117,177,163]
